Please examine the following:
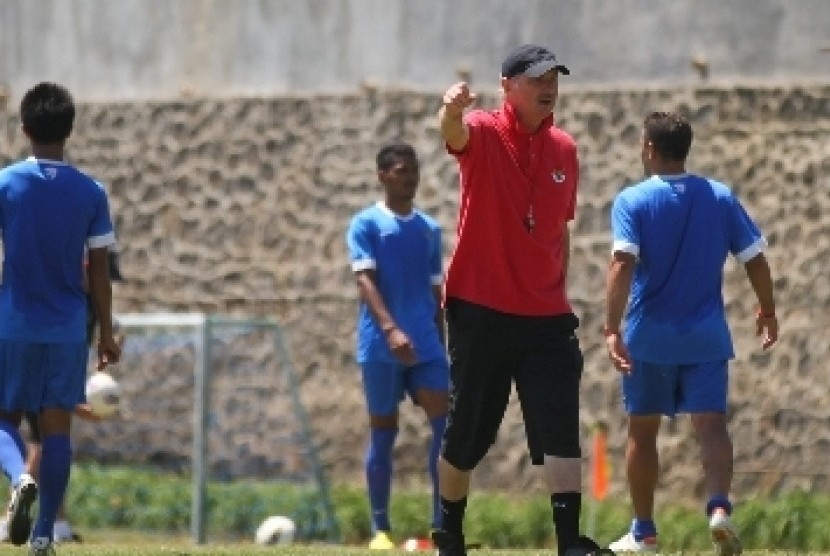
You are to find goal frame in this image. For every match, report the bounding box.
[114,312,339,544]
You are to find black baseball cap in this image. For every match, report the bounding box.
[501,44,570,78]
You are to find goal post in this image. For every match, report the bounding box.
[112,312,339,544]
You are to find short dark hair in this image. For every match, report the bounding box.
[643,112,693,162]
[376,142,417,171]
[20,82,75,144]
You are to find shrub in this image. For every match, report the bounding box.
[55,464,830,550]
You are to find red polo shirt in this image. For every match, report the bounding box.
[444,102,579,316]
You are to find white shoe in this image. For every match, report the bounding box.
[608,531,659,553]
[52,520,78,543]
[710,509,742,556]
[28,536,56,556]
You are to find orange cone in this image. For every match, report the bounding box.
[591,422,610,501]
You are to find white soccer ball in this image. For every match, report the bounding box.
[255,515,296,546]
[85,371,121,418]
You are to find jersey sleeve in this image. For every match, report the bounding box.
[87,183,116,249]
[446,110,487,158]
[346,214,376,272]
[610,192,640,257]
[727,195,766,263]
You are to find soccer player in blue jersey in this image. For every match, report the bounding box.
[346,142,449,550]
[604,112,778,556]
[0,82,121,555]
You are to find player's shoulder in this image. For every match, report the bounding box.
[464,107,508,134]
[352,202,384,221]
[618,176,660,198]
[548,124,577,146]
[0,159,35,181]
[66,165,105,190]
[413,209,441,230]
[348,203,384,230]
[692,174,733,196]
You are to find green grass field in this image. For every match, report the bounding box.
[0,530,819,556]
[0,545,820,556]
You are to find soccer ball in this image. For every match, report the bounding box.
[255,515,296,546]
[85,371,121,418]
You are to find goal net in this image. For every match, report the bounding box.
[72,312,339,544]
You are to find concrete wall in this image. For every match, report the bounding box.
[1,0,830,100]
[1,82,827,503]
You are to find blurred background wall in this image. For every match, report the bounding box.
[1,0,830,99]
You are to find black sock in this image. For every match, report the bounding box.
[439,496,467,537]
[551,492,581,555]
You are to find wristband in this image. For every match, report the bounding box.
[756,309,776,319]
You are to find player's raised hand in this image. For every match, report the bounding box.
[440,82,475,150]
[442,82,476,116]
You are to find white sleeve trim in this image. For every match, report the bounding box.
[351,259,376,272]
[735,237,767,263]
[612,239,639,257]
[88,231,116,249]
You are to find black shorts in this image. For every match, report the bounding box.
[441,298,583,469]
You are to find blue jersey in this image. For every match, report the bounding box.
[347,202,444,363]
[611,173,765,364]
[0,157,115,342]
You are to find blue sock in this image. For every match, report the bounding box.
[428,415,446,529]
[0,419,27,485]
[706,495,733,516]
[32,435,72,540]
[365,427,396,533]
[632,518,657,540]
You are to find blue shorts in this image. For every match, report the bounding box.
[360,357,449,417]
[0,341,89,412]
[622,360,728,417]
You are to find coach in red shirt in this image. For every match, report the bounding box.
[431,45,597,556]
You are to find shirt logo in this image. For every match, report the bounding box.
[44,167,58,180]
[552,170,566,184]
[672,182,686,193]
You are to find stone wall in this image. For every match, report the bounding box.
[0,83,828,504]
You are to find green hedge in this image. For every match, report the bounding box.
[52,463,830,550]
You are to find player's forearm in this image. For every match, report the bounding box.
[744,253,775,313]
[87,248,115,338]
[356,274,397,333]
[438,106,469,152]
[604,255,634,333]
